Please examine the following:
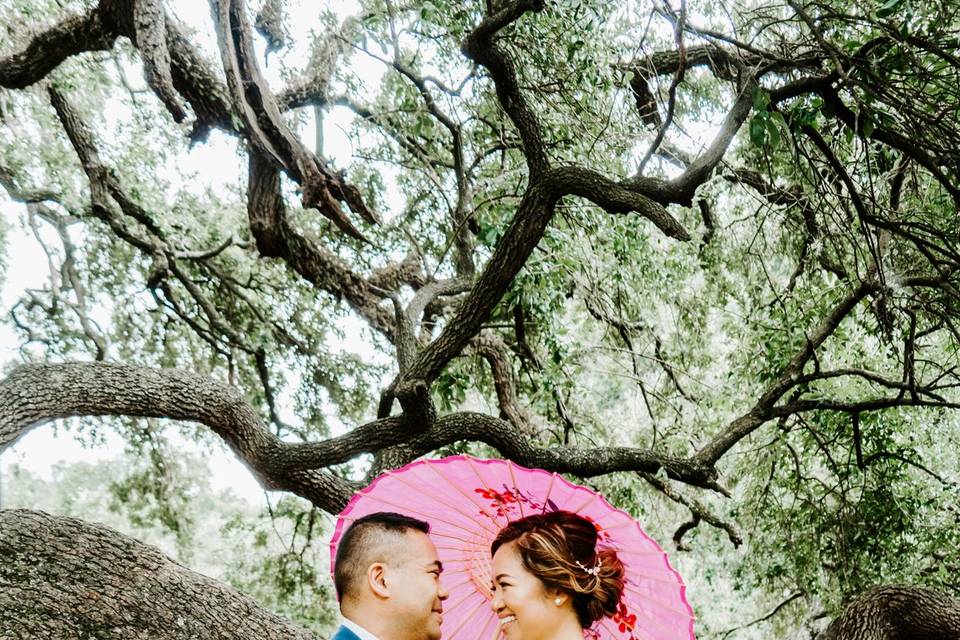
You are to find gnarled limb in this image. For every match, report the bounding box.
[0,7,116,89]
[623,77,757,207]
[819,585,960,640]
[212,0,376,241]
[461,0,549,177]
[0,362,357,513]
[0,510,317,640]
[132,0,185,122]
[0,362,719,494]
[246,149,399,339]
[693,280,875,467]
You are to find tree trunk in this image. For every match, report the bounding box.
[818,585,960,640]
[0,509,318,640]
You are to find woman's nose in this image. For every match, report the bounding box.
[490,591,503,612]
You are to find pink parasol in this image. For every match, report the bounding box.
[330,455,695,640]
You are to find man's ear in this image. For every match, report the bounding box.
[367,562,390,599]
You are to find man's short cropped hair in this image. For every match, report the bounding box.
[333,511,431,601]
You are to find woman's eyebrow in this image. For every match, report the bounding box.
[494,573,512,581]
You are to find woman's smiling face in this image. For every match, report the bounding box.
[490,541,561,640]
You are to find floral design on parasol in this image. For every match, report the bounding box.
[330,455,696,640]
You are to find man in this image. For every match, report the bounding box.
[331,512,448,640]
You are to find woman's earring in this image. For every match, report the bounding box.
[554,597,563,606]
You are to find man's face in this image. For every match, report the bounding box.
[387,530,448,640]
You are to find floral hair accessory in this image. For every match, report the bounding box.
[575,557,602,576]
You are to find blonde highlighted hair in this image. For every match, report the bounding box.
[491,510,625,628]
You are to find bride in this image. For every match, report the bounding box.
[489,510,626,640]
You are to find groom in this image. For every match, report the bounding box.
[331,512,448,640]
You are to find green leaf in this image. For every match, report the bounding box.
[752,87,771,111]
[766,117,782,150]
[876,0,904,18]
[750,115,768,147]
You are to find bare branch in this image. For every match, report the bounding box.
[0,363,357,513]
[461,0,549,177]
[132,0,186,122]
[212,0,377,241]
[639,471,742,547]
[0,7,116,89]
[693,280,875,466]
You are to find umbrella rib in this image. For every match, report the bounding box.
[568,490,599,515]
[621,583,696,623]
[441,575,485,598]
[477,606,501,640]
[627,602,691,640]
[383,463,502,535]
[439,567,480,583]
[599,603,676,640]
[463,456,513,527]
[507,460,526,519]
[343,491,481,534]
[541,471,559,514]
[419,458,503,532]
[443,585,493,638]
[595,615,625,640]
[620,567,690,587]
[615,547,674,557]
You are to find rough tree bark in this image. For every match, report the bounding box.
[817,586,960,640]
[0,509,317,640]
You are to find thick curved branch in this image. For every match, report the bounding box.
[0,7,116,89]
[398,169,572,390]
[246,149,397,338]
[552,165,690,240]
[461,0,549,177]
[0,510,316,640]
[624,78,757,207]
[397,162,689,395]
[0,362,719,495]
[405,277,473,331]
[132,0,186,122]
[625,44,744,84]
[0,1,234,140]
[473,331,536,435]
[773,395,960,416]
[400,411,718,488]
[49,85,161,254]
[0,362,356,513]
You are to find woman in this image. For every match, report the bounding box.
[490,510,626,640]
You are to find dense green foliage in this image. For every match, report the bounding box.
[3,0,960,636]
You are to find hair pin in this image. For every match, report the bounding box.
[575,557,602,576]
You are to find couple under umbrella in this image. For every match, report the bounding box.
[329,456,695,640]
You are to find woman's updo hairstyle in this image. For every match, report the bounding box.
[491,510,626,628]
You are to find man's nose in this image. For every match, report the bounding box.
[438,582,449,600]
